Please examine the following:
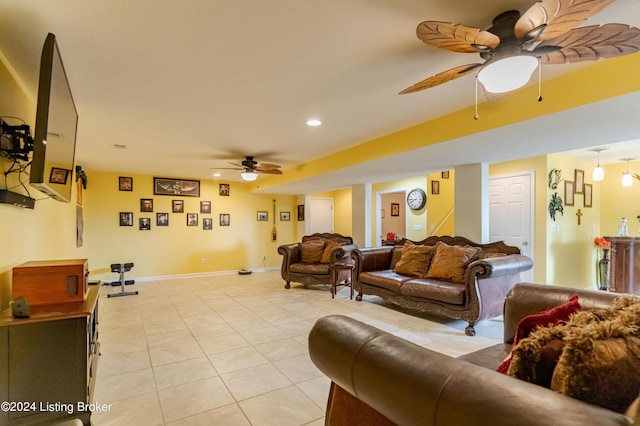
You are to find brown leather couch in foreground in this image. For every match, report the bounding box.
[352,236,533,335]
[309,283,636,426]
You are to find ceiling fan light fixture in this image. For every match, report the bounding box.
[477,55,538,93]
[240,171,258,181]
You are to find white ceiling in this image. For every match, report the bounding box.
[1,0,639,194]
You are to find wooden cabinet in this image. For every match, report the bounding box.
[0,285,100,425]
[605,237,640,295]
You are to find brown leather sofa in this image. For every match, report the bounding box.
[308,283,634,426]
[352,236,533,335]
[277,233,357,290]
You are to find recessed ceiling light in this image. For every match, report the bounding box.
[212,172,222,177]
[306,119,322,127]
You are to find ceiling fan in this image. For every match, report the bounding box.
[399,0,640,96]
[215,156,282,181]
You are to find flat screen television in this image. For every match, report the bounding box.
[30,33,78,203]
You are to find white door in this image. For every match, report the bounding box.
[489,172,534,282]
[309,197,333,234]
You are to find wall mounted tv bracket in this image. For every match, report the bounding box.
[0,118,34,161]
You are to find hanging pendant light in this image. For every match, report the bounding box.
[622,158,634,187]
[591,148,606,181]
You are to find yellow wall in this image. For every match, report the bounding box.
[426,170,455,236]
[332,188,352,236]
[83,171,297,280]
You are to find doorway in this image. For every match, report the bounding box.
[489,171,534,282]
[309,197,334,234]
[377,191,406,245]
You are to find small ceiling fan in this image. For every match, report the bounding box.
[399,0,640,96]
[215,156,282,181]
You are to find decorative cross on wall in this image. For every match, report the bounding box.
[576,209,583,225]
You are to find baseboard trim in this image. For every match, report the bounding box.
[133,267,280,283]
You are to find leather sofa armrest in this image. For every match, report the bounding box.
[468,254,533,279]
[278,243,301,266]
[309,315,631,426]
[330,243,358,265]
[352,247,393,272]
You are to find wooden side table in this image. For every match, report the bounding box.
[331,263,354,299]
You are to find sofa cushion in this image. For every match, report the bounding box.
[426,242,479,283]
[359,270,411,292]
[400,279,465,305]
[321,240,345,263]
[393,242,435,278]
[300,240,326,263]
[289,262,330,275]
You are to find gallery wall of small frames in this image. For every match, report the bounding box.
[117,177,292,231]
[118,177,233,231]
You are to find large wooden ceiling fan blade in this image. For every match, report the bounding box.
[256,168,283,175]
[417,21,500,53]
[537,24,640,64]
[399,63,482,94]
[515,0,615,41]
[256,162,281,170]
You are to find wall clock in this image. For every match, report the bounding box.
[407,188,426,210]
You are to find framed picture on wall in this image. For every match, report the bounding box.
[119,176,133,191]
[200,201,211,214]
[49,167,69,184]
[187,213,198,226]
[280,211,290,221]
[139,218,151,230]
[156,212,169,226]
[564,180,575,206]
[220,213,230,226]
[257,211,268,221]
[574,169,585,194]
[140,198,154,212]
[119,212,133,226]
[391,203,400,216]
[219,183,230,196]
[154,177,200,197]
[203,218,213,230]
[172,200,184,213]
[297,204,304,221]
[441,171,450,179]
[584,183,593,208]
[431,180,440,195]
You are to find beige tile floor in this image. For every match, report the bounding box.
[92,270,503,425]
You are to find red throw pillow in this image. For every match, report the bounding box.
[496,294,581,374]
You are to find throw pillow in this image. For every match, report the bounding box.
[393,242,435,278]
[425,242,480,283]
[497,294,581,376]
[389,246,404,270]
[549,295,640,413]
[300,240,325,263]
[321,240,344,264]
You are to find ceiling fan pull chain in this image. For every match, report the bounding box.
[474,77,479,120]
[537,60,543,102]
